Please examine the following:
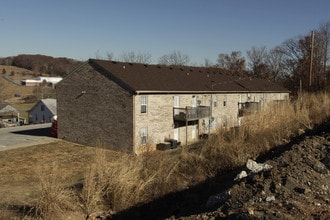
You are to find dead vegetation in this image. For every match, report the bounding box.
[0,92,329,219]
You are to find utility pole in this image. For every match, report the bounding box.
[309,30,315,88]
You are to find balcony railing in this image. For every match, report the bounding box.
[173,106,211,121]
[238,102,260,117]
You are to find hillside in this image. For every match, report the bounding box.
[0,54,83,77]
[0,65,56,120]
[111,121,330,220]
[0,66,36,100]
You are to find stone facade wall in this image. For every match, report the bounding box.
[133,92,289,153]
[57,64,134,152]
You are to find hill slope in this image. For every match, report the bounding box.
[110,121,330,220]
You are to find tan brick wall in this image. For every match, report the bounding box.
[133,92,289,153]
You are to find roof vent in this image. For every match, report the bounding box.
[186,72,189,76]
[144,64,148,67]
[123,65,126,69]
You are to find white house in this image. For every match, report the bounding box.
[28,98,57,124]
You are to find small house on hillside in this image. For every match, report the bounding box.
[56,59,290,154]
[0,104,20,127]
[28,98,57,124]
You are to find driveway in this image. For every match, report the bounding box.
[0,123,58,151]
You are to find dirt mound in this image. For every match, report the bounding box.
[107,122,330,220]
[172,124,330,220]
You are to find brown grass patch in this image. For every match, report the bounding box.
[0,92,329,219]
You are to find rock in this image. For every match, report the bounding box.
[246,159,272,173]
[294,187,305,194]
[265,195,275,202]
[306,158,329,174]
[321,156,330,169]
[298,129,305,135]
[86,211,112,220]
[206,191,230,209]
[234,170,248,181]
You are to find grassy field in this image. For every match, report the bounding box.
[0,65,36,100]
[1,65,57,121]
[0,92,329,219]
[0,141,123,219]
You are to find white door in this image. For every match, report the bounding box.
[174,127,179,141]
[174,96,179,140]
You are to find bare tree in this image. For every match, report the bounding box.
[94,50,102,59]
[216,51,246,76]
[277,28,330,92]
[318,22,330,84]
[106,52,114,61]
[247,46,271,78]
[119,51,152,64]
[158,51,190,66]
[265,47,286,82]
[204,58,214,67]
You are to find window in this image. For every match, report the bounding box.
[41,104,45,111]
[213,95,218,108]
[223,95,227,107]
[141,96,147,113]
[140,127,148,145]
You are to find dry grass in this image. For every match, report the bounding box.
[0,92,329,219]
[198,92,330,167]
[0,69,35,100]
[35,163,79,219]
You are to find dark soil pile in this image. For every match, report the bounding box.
[169,123,330,220]
[110,121,329,220]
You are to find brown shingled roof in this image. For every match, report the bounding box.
[89,59,289,94]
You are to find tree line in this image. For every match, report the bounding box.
[1,22,329,93]
[0,54,81,77]
[96,22,330,93]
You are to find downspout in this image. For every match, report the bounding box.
[186,117,188,146]
[132,95,136,153]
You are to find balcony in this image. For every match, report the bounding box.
[238,102,260,117]
[173,106,211,122]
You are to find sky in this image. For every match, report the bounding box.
[0,0,329,65]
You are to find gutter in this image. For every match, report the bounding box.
[135,90,290,95]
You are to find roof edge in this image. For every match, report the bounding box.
[89,59,137,94]
[135,90,290,95]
